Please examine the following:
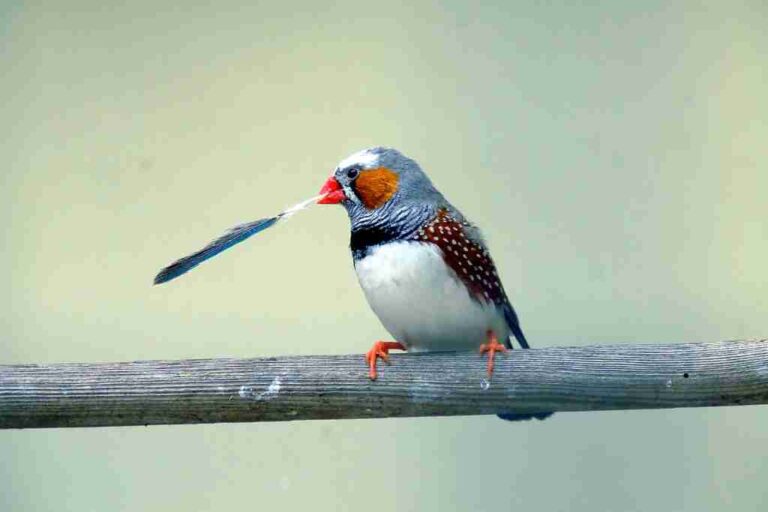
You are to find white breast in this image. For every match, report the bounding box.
[354,242,510,351]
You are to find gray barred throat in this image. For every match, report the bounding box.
[349,203,436,260]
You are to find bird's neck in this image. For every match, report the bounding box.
[349,202,436,260]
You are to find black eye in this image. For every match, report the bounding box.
[346,167,360,180]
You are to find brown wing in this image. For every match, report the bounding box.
[415,209,506,305]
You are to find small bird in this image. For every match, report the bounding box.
[155,147,552,421]
[318,148,526,374]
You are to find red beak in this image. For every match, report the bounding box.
[317,176,346,204]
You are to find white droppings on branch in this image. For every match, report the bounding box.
[239,376,282,401]
[262,376,282,400]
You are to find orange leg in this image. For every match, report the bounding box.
[365,341,406,380]
[478,330,508,377]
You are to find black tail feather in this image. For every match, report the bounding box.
[499,301,553,420]
[501,301,529,349]
[497,411,554,422]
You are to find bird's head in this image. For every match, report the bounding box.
[318,147,442,218]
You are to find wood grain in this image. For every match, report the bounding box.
[1,340,767,429]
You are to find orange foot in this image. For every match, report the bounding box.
[479,330,508,377]
[365,341,406,380]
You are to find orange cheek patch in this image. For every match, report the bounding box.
[354,167,399,209]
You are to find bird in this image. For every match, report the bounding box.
[317,147,552,421]
[154,146,552,421]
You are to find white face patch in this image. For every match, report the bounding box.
[337,148,380,170]
[343,184,362,205]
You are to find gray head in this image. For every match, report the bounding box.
[317,147,453,256]
[317,147,445,224]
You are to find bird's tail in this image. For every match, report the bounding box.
[499,304,554,421]
[497,411,554,422]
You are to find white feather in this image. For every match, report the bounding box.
[354,242,509,351]
[278,194,324,219]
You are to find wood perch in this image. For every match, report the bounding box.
[1,340,766,429]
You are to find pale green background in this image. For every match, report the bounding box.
[2,1,767,511]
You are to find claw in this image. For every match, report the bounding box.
[365,341,406,380]
[479,330,507,377]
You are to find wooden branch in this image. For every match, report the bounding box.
[1,340,767,429]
